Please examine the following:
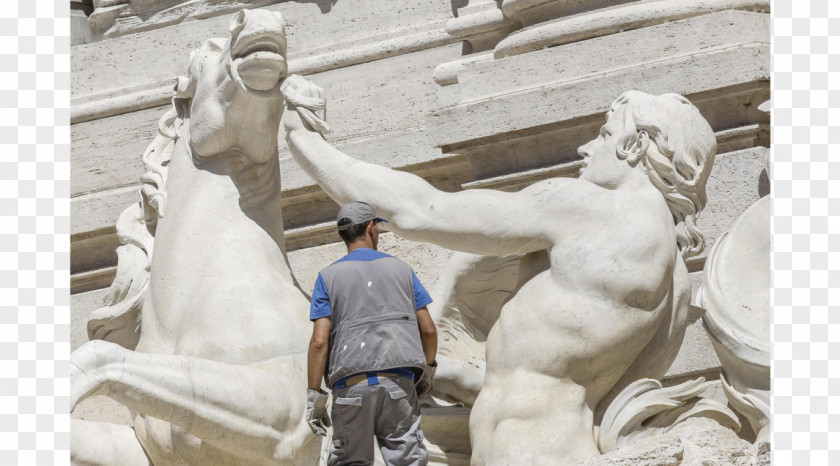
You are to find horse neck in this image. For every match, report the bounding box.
[179,120,284,204]
[164,130,289,249]
[227,150,290,255]
[223,148,284,213]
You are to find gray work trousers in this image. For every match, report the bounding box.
[329,374,429,466]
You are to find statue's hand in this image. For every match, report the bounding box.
[281,99,309,133]
[281,74,331,136]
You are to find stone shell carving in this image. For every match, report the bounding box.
[597,377,740,454]
[700,194,771,442]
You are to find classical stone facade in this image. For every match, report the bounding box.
[71,1,770,464]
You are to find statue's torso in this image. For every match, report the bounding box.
[472,190,683,464]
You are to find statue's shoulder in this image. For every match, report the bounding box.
[521,177,619,220]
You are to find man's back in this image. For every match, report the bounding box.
[318,250,427,387]
[305,204,437,466]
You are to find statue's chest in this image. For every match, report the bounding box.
[158,152,279,254]
[147,156,292,323]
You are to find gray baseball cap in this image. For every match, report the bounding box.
[336,201,388,232]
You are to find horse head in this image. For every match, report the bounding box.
[175,9,288,165]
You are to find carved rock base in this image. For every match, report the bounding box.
[581,418,767,466]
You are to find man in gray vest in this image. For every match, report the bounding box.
[306,201,438,465]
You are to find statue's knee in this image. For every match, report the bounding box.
[73,339,122,371]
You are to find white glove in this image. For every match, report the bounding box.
[305,388,331,436]
[415,361,437,399]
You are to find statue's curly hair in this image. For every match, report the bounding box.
[610,91,717,260]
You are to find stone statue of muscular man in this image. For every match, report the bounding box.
[281,75,716,465]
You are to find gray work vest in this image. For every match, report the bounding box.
[319,254,426,387]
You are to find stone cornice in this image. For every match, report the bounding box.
[494,0,770,58]
[429,44,769,150]
[501,0,638,27]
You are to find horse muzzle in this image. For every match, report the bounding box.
[228,9,288,93]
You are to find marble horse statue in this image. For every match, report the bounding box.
[70,10,324,465]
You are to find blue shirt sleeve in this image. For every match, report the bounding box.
[412,271,433,310]
[310,273,332,321]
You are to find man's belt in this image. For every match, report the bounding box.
[334,372,402,389]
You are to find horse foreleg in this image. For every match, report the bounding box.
[71,418,149,466]
[71,340,318,465]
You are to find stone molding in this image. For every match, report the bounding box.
[445,1,521,54]
[494,0,770,58]
[429,47,769,150]
[89,1,283,40]
[430,10,769,150]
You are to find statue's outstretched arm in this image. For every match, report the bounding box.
[283,75,560,256]
[71,340,316,464]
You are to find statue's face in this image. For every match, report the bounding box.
[577,107,629,187]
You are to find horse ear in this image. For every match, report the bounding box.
[175,75,195,99]
[173,75,195,119]
[229,9,248,36]
[175,46,203,100]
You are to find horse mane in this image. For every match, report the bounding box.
[85,95,188,349]
[139,94,190,225]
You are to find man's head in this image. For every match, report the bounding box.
[579,91,716,259]
[336,201,387,250]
